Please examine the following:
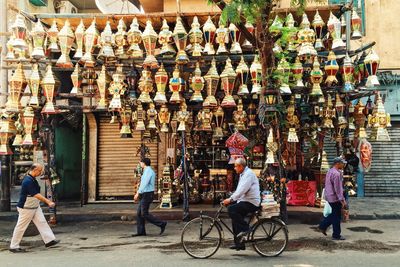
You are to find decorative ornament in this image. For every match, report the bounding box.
[354,99,367,139]
[233,99,247,131]
[154,64,169,105]
[133,101,146,131]
[312,10,325,51]
[137,68,154,104]
[158,104,171,132]
[169,66,185,104]
[98,21,116,62]
[70,63,83,95]
[196,108,213,131]
[364,50,380,87]
[250,55,262,95]
[298,14,317,63]
[56,20,75,68]
[203,16,216,55]
[108,64,127,110]
[213,105,224,139]
[203,58,219,108]
[114,18,128,59]
[368,93,391,141]
[327,12,346,50]
[215,19,228,55]
[158,19,175,57]
[242,21,254,50]
[351,8,363,40]
[292,57,304,87]
[28,63,41,107]
[236,56,250,95]
[247,102,257,127]
[47,20,60,52]
[31,19,46,59]
[189,16,203,57]
[276,57,291,95]
[81,19,99,68]
[343,53,355,92]
[147,103,158,130]
[142,20,159,69]
[190,62,205,102]
[119,105,133,138]
[127,17,143,58]
[22,107,35,145]
[11,14,28,52]
[173,17,189,64]
[324,51,339,87]
[265,128,278,164]
[177,102,191,131]
[220,58,237,108]
[41,65,58,114]
[229,23,242,54]
[6,63,26,113]
[322,94,335,129]
[96,65,110,110]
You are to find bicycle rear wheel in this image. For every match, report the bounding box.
[251,218,288,257]
[181,216,222,259]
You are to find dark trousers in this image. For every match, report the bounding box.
[319,201,342,239]
[228,201,259,245]
[136,192,165,235]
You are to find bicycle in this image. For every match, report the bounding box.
[181,203,289,259]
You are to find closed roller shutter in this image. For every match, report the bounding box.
[97,114,158,199]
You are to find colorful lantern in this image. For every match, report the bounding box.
[312,10,325,51]
[351,8,363,40]
[177,102,191,131]
[213,105,224,139]
[173,17,189,64]
[159,104,171,132]
[190,62,205,102]
[196,108,213,131]
[11,14,28,51]
[0,113,17,155]
[324,51,339,87]
[137,69,153,104]
[147,103,158,130]
[242,21,254,51]
[108,64,127,110]
[343,53,355,92]
[142,20,159,69]
[70,63,82,95]
[47,20,59,52]
[127,17,143,58]
[6,36,15,60]
[119,105,133,138]
[114,18,128,59]
[73,19,85,59]
[364,50,380,87]
[41,65,58,114]
[96,65,110,110]
[56,20,75,68]
[236,56,250,95]
[327,12,346,50]
[81,19,99,68]
[169,66,185,104]
[292,57,304,87]
[285,13,297,52]
[354,99,367,139]
[229,23,242,54]
[28,63,41,107]
[98,21,116,62]
[233,99,247,131]
[133,101,146,131]
[22,107,35,145]
[250,55,262,95]
[216,19,228,55]
[368,93,391,141]
[220,58,237,108]
[203,16,216,55]
[203,58,219,108]
[189,16,203,57]
[265,128,278,164]
[6,63,26,113]
[154,64,169,105]
[126,66,139,104]
[31,19,46,59]
[298,14,317,62]
[322,94,335,129]
[276,58,291,95]
[158,19,175,57]
[310,57,323,96]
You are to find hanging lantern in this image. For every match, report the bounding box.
[197,108,213,131]
[70,63,82,95]
[348,102,356,131]
[365,50,380,87]
[6,36,15,60]
[82,67,97,97]
[236,56,250,95]
[354,99,367,139]
[203,16,216,55]
[154,64,169,105]
[247,102,257,127]
[285,13,297,52]
[137,68,153,104]
[47,20,60,52]
[147,103,158,130]
[81,19,99,68]
[277,58,291,95]
[109,64,127,110]
[312,10,325,51]
[133,101,146,131]
[343,53,355,92]
[31,19,46,59]
[190,62,205,102]
[6,63,26,113]
[324,51,339,87]
[287,128,299,143]
[298,14,317,63]
[28,63,41,107]
[250,55,262,95]
[96,65,110,110]
[173,17,189,64]
[213,105,224,139]
[287,96,300,143]
[265,128,278,164]
[142,20,159,69]
[229,23,242,54]
[233,99,247,131]
[242,21,254,51]
[0,113,17,155]
[158,104,171,132]
[119,105,133,138]
[322,94,335,129]
[114,18,128,59]
[22,107,35,145]
[56,20,75,68]
[189,16,203,57]
[98,21,116,63]
[220,58,237,108]
[73,19,85,59]
[335,93,347,132]
[368,93,391,141]
[127,17,143,58]
[269,15,283,36]
[41,65,58,114]
[169,66,185,104]
[203,58,219,108]
[351,8,363,40]
[216,19,228,55]
[158,19,175,57]
[126,66,139,104]
[265,88,277,112]
[320,151,330,172]
[12,115,23,146]
[177,102,191,132]
[327,12,346,50]
[11,14,28,51]
[292,57,304,87]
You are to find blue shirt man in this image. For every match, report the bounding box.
[137,165,156,194]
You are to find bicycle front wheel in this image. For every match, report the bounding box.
[251,218,288,257]
[181,216,222,259]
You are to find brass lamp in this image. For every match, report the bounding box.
[138,68,154,104]
[142,20,159,69]
[189,16,203,57]
[127,17,143,58]
[354,99,367,138]
[169,66,185,104]
[6,63,26,113]
[73,19,85,59]
[368,93,391,141]
[327,12,346,50]
[310,57,323,96]
[96,65,110,110]
[220,58,237,108]
[292,57,304,87]
[250,55,262,95]
[154,64,168,105]
[213,105,224,139]
[343,53,355,92]
[47,20,60,52]
[158,104,171,132]
[31,19,46,59]
[312,10,325,51]
[56,20,75,68]
[133,101,146,131]
[28,64,41,107]
[351,8,363,40]
[114,18,128,59]
[236,56,249,95]
[177,102,191,132]
[119,105,133,138]
[324,51,339,87]
[335,93,347,138]
[229,23,242,54]
[190,62,205,102]
[11,14,28,52]
[365,50,380,87]
[41,65,58,114]
[216,19,228,55]
[322,94,335,129]
[70,63,82,95]
[173,17,189,64]
[22,107,35,145]
[158,19,175,57]
[81,19,99,68]
[98,21,116,62]
[108,64,127,110]
[203,58,219,108]
[203,16,216,55]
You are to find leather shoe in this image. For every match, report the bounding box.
[318,227,327,236]
[160,222,167,235]
[9,248,26,253]
[229,244,246,251]
[45,240,60,248]
[332,236,346,241]
[131,233,146,237]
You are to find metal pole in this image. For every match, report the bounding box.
[345,0,353,51]
[0,0,8,107]
[0,155,11,211]
[81,113,87,206]
[181,132,189,221]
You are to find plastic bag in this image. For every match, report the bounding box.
[323,202,332,217]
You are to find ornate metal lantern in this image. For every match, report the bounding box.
[56,20,75,68]
[229,23,242,54]
[22,107,35,145]
[250,55,262,95]
[298,14,317,63]
[119,105,133,138]
[368,93,391,141]
[292,57,304,87]
[265,128,278,164]
[177,102,191,131]
[73,19,85,59]
[154,64,168,105]
[335,93,347,140]
[310,57,323,96]
[324,51,339,87]
[31,19,46,59]
[96,65,110,110]
[133,101,146,131]
[277,57,291,95]
[137,68,153,104]
[354,99,367,138]
[142,20,159,69]
[114,18,128,59]
[41,65,58,114]
[203,59,219,108]
[322,94,335,129]
[70,63,82,95]
[169,66,185,104]
[233,99,247,131]
[29,63,41,107]
[203,16,216,55]
[327,12,346,50]
[173,17,189,64]
[147,103,158,130]
[265,88,278,112]
[242,21,254,51]
[6,63,26,113]
[11,14,28,52]
[126,66,139,104]
[127,17,143,58]
[189,16,203,57]
[364,50,380,87]
[220,58,237,108]
[216,19,228,55]
[98,21,116,62]
[109,64,127,110]
[213,105,224,139]
[158,19,175,57]
[351,8,363,40]
[312,10,325,51]
[196,108,213,131]
[81,19,99,68]
[190,62,205,102]
[0,113,16,155]
[343,53,355,92]
[159,104,171,132]
[236,56,249,95]
[247,102,257,127]
[47,20,60,52]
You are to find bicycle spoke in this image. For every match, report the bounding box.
[252,219,288,257]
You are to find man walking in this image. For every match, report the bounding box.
[132,158,167,237]
[319,157,347,241]
[10,163,59,253]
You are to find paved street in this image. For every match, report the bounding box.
[1,219,399,267]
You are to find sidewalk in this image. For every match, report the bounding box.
[1,198,399,223]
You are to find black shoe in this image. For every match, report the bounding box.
[332,236,346,241]
[9,248,26,253]
[318,227,327,236]
[236,230,251,240]
[131,233,146,237]
[160,222,167,235]
[45,240,60,248]
[229,244,246,251]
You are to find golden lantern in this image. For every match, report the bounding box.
[233,99,247,131]
[147,103,158,130]
[109,64,127,110]
[127,17,143,58]
[11,14,28,52]
[119,105,133,138]
[368,93,391,141]
[229,23,242,54]
[158,19,175,57]
[220,58,237,108]
[173,17,189,64]
[12,114,23,146]
[203,16,216,55]
[142,20,159,69]
[31,19,46,59]
[276,57,291,95]
[265,128,278,164]
[81,19,99,68]
[114,18,128,59]
[177,102,191,132]
[56,20,75,68]
[312,10,325,51]
[70,63,82,95]
[96,65,110,110]
[47,20,60,52]
[0,113,17,155]
[285,14,297,52]
[216,19,228,55]
[22,107,35,145]
[158,104,171,132]
[250,55,262,95]
[6,63,26,113]
[348,102,356,131]
[190,62,205,102]
[133,101,146,131]
[138,69,154,104]
[154,64,168,105]
[325,51,339,87]
[310,57,323,96]
[213,105,224,139]
[335,93,347,141]
[41,65,58,114]
[322,94,335,129]
[236,56,250,95]
[343,53,355,92]
[73,19,85,59]
[354,99,367,139]
[327,12,346,50]
[169,66,185,104]
[298,14,317,63]
[351,8,363,40]
[203,58,219,108]
[320,150,330,173]
[265,88,278,112]
[28,63,41,107]
[287,96,299,143]
[242,21,254,51]
[247,102,257,127]
[189,16,203,57]
[365,50,380,87]
[197,108,213,131]
[292,57,304,87]
[98,21,116,62]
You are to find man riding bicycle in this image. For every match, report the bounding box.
[223,158,261,251]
